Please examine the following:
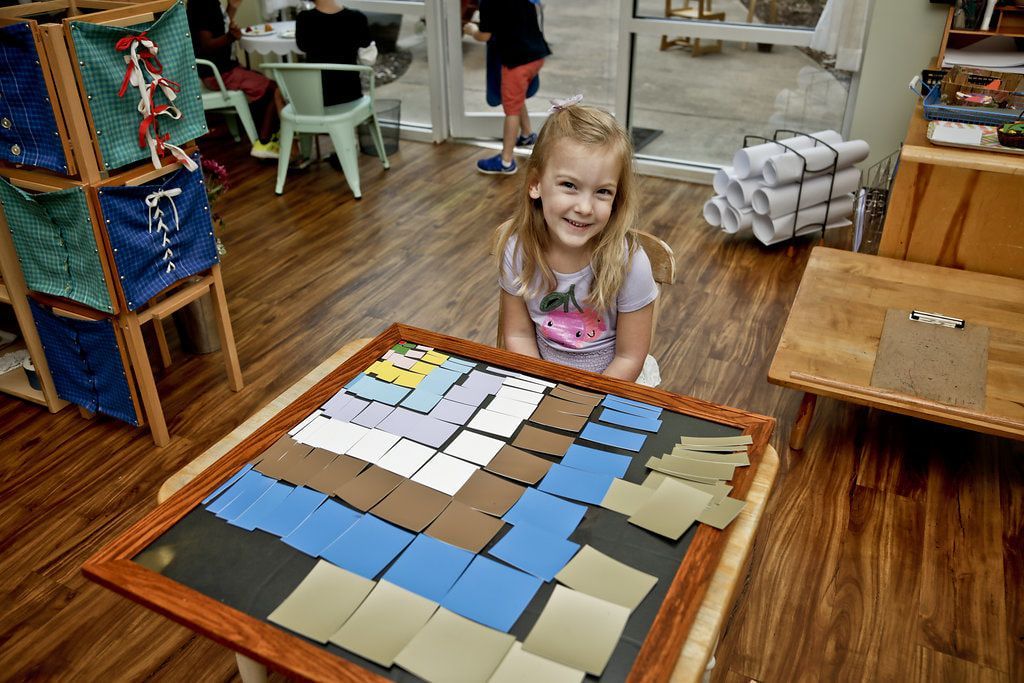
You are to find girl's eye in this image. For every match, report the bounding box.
[597,189,615,198]
[560,181,576,190]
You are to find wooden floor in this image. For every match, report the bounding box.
[1,132,1021,682]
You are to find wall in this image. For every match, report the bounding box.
[850,0,949,167]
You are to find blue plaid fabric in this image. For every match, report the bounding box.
[29,299,139,425]
[0,23,69,174]
[97,153,218,310]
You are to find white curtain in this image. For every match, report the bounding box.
[810,0,872,72]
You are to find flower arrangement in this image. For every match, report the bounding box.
[202,158,230,256]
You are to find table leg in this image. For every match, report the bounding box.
[235,653,267,683]
[789,392,817,450]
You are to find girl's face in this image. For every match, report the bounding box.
[529,140,620,259]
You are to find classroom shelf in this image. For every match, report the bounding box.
[0,339,48,406]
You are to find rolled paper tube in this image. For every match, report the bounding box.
[722,205,754,235]
[725,175,765,209]
[732,129,843,179]
[752,194,855,245]
[763,139,870,187]
[703,196,724,227]
[713,166,735,195]
[756,218,852,246]
[751,166,860,217]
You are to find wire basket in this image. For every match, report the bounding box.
[913,78,1024,126]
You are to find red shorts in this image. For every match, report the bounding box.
[501,58,544,115]
[203,66,272,103]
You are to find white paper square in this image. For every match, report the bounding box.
[412,453,479,495]
[346,428,402,463]
[376,438,437,477]
[289,410,323,436]
[444,430,506,466]
[502,376,547,393]
[297,416,370,454]
[467,409,524,439]
[513,372,555,388]
[495,385,544,406]
[486,396,538,420]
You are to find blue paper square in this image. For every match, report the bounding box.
[416,366,462,394]
[228,480,294,530]
[538,463,615,505]
[597,407,662,433]
[561,443,631,478]
[580,422,647,452]
[488,523,580,581]
[253,486,326,537]
[383,534,474,601]
[207,469,272,515]
[320,514,415,579]
[349,374,411,405]
[202,463,254,505]
[440,359,472,374]
[502,487,587,538]
[281,499,362,556]
[401,387,444,413]
[441,555,542,632]
[601,395,663,418]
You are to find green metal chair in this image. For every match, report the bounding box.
[261,63,390,199]
[197,58,258,145]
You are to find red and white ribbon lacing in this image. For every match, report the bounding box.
[116,32,198,172]
[145,187,183,274]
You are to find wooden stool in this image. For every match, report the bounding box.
[660,0,726,56]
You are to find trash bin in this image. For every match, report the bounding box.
[358,99,400,156]
[171,277,221,354]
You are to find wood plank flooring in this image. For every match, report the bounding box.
[0,131,1021,681]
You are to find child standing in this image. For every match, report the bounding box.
[497,104,659,384]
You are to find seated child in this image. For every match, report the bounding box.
[296,0,376,107]
[497,102,660,385]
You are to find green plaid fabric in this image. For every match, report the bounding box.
[0,178,113,312]
[69,1,207,171]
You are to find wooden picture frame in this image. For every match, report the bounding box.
[83,324,775,682]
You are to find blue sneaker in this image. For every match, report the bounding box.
[516,133,537,147]
[476,154,517,175]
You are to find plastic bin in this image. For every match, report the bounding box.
[358,99,400,156]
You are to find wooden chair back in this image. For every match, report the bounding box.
[492,220,676,348]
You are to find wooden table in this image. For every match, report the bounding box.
[879,103,1024,280]
[769,247,1024,450]
[85,324,778,682]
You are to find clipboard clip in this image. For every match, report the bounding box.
[910,310,965,329]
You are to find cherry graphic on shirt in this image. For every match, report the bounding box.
[539,285,606,349]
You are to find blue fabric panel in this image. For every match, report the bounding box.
[29,299,138,425]
[0,23,69,174]
[97,153,218,310]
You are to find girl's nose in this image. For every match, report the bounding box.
[575,194,593,214]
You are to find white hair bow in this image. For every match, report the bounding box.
[548,94,584,112]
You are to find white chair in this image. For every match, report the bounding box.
[197,58,259,144]
[260,62,390,199]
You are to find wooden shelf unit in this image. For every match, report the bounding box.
[938,4,1024,64]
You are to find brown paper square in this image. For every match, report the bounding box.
[255,437,313,479]
[306,453,368,495]
[550,385,603,406]
[425,500,505,553]
[280,448,336,486]
[371,480,452,532]
[335,465,405,511]
[538,395,595,418]
[512,424,574,457]
[529,402,589,432]
[485,445,553,485]
[453,470,526,517]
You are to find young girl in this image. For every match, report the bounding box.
[497,103,659,384]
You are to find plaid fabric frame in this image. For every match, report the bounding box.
[69,1,208,171]
[97,153,218,310]
[0,23,68,174]
[0,178,113,312]
[29,299,138,425]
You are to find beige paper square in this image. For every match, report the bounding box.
[628,476,713,540]
[641,471,732,504]
[599,478,654,516]
[489,642,585,683]
[394,608,514,682]
[656,454,737,481]
[555,545,658,611]
[672,446,750,466]
[679,434,752,447]
[698,496,747,530]
[329,581,438,667]
[522,585,630,676]
[646,457,719,485]
[266,561,374,643]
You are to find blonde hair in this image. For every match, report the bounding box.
[497,105,639,312]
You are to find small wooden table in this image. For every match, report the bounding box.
[769,247,1024,449]
[879,104,1024,280]
[85,325,778,682]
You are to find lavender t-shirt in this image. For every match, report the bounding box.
[499,237,658,357]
